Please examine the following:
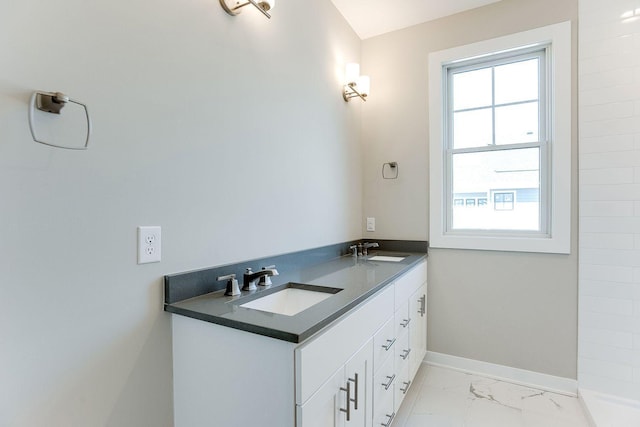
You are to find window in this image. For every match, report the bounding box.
[449,49,545,232]
[493,192,514,211]
[429,22,571,254]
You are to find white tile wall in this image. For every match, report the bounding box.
[580,134,636,154]
[580,232,634,249]
[579,0,640,402]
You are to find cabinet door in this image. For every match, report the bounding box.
[345,339,373,426]
[297,366,346,427]
[298,340,373,427]
[409,283,427,378]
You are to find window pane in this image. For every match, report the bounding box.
[494,59,539,104]
[452,68,492,110]
[451,148,540,231]
[453,108,493,148]
[495,102,539,145]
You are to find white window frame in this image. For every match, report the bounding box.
[429,21,571,254]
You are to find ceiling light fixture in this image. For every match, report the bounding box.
[220,0,275,19]
[343,63,370,102]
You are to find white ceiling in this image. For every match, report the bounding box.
[331,0,503,39]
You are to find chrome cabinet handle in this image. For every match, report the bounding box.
[400,318,411,328]
[381,374,395,390]
[348,373,359,410]
[382,338,396,351]
[400,348,411,360]
[381,412,396,427]
[418,295,426,316]
[400,380,412,394]
[339,381,351,421]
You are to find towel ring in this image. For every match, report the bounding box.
[28,91,92,150]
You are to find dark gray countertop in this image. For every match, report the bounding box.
[165,250,427,343]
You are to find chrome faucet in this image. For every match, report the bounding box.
[362,242,379,256]
[243,267,279,291]
[258,265,278,286]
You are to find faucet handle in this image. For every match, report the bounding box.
[349,244,358,257]
[362,242,379,256]
[259,265,277,286]
[217,273,241,296]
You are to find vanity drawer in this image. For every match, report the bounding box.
[394,332,411,411]
[373,317,395,373]
[394,304,410,340]
[373,355,396,426]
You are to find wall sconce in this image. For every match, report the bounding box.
[343,63,370,102]
[220,0,275,19]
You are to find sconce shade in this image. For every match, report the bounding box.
[358,76,370,97]
[345,63,360,86]
[343,63,370,102]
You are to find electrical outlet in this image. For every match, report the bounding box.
[366,217,375,232]
[138,226,161,264]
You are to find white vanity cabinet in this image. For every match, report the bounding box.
[372,259,428,425]
[170,259,427,427]
[296,285,393,426]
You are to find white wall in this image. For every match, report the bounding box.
[578,0,640,401]
[361,0,580,379]
[0,1,362,426]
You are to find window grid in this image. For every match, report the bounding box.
[443,46,550,236]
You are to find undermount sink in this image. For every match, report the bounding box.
[239,283,342,316]
[368,255,407,262]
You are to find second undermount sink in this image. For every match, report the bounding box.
[239,283,343,316]
[368,255,407,262]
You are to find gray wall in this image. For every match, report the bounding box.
[361,0,579,379]
[0,1,361,426]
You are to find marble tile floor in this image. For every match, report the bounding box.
[394,365,591,427]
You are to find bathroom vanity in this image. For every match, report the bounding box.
[165,242,427,426]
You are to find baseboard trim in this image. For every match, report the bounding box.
[425,351,578,396]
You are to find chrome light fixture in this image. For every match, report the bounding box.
[220,0,275,19]
[343,63,370,102]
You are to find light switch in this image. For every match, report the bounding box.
[366,217,375,232]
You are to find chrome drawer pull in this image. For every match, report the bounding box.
[400,380,412,394]
[400,318,411,328]
[381,374,395,390]
[339,380,351,421]
[382,338,396,351]
[400,348,411,360]
[348,373,359,410]
[381,412,396,427]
